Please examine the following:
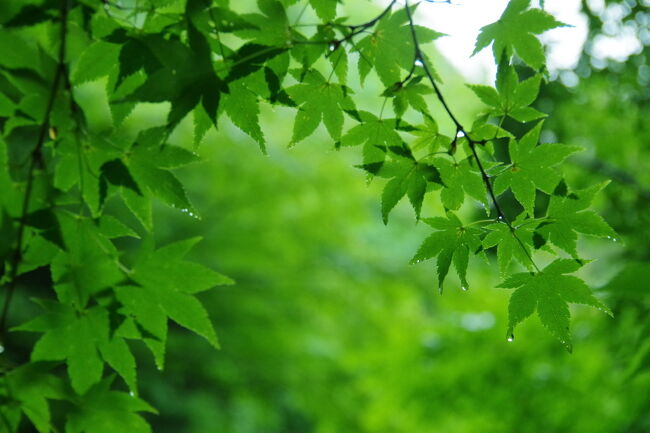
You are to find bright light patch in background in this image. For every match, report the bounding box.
[380,0,645,83]
[413,0,588,82]
[588,0,645,62]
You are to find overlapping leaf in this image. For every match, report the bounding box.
[65,379,156,433]
[473,0,565,69]
[468,61,546,122]
[287,69,353,144]
[355,6,443,86]
[499,259,612,351]
[433,156,488,210]
[16,302,114,394]
[116,237,230,370]
[482,215,536,275]
[366,144,443,222]
[539,182,617,256]
[0,3,623,431]
[411,212,482,291]
[493,122,581,215]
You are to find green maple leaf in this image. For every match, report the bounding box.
[355,6,443,85]
[53,134,123,217]
[499,259,612,351]
[235,0,291,47]
[468,61,546,122]
[98,215,140,239]
[309,0,337,21]
[383,76,432,117]
[115,284,168,370]
[375,145,443,222]
[98,335,138,394]
[118,7,227,129]
[411,212,482,291]
[6,364,67,433]
[128,128,199,169]
[222,79,266,151]
[482,215,536,275]
[538,182,617,257]
[433,156,488,210]
[493,122,581,215]
[408,116,451,152]
[115,237,227,370]
[51,213,123,308]
[343,111,435,177]
[341,111,401,149]
[65,379,156,433]
[16,302,110,395]
[287,69,353,144]
[328,44,349,85]
[473,0,565,69]
[120,128,198,214]
[128,161,195,213]
[202,6,258,34]
[72,41,121,85]
[132,236,233,295]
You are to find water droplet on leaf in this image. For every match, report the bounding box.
[461,286,468,291]
[414,59,424,67]
[180,208,200,220]
[507,334,514,342]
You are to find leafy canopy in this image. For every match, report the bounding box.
[0,0,614,431]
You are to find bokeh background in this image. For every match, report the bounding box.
[18,0,650,431]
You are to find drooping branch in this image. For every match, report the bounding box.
[403,0,540,272]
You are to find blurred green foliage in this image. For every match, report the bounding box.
[2,0,649,431]
[126,48,649,433]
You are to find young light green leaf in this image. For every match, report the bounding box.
[309,0,337,21]
[483,221,535,275]
[6,364,67,433]
[22,304,109,394]
[98,215,140,239]
[65,379,156,433]
[494,122,581,215]
[411,212,481,291]
[99,337,137,394]
[473,0,565,69]
[498,259,610,350]
[539,183,617,256]
[469,62,545,122]
[433,156,488,210]
[72,41,121,85]
[287,69,352,144]
[223,79,266,151]
[128,238,226,348]
[128,160,196,214]
[381,176,408,224]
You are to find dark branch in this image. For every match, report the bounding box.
[0,0,70,344]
